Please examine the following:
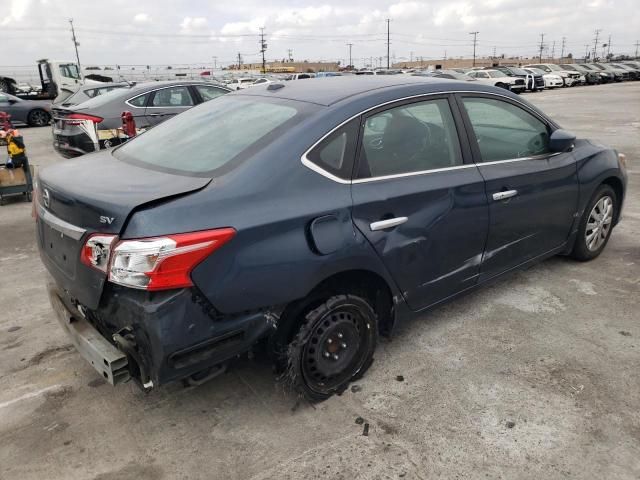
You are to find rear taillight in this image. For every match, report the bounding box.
[65,113,104,125]
[80,234,118,273]
[108,228,236,291]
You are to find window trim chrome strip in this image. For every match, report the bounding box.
[300,89,557,184]
[38,204,86,241]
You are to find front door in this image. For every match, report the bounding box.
[351,96,489,311]
[456,94,579,281]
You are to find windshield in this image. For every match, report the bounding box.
[113,96,313,175]
[487,71,504,78]
[547,64,563,71]
[526,68,545,75]
[59,64,81,80]
[508,68,528,75]
[559,64,578,71]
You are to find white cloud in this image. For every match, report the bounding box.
[134,13,151,23]
[1,0,32,26]
[180,16,209,32]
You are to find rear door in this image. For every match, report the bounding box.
[351,95,489,311]
[144,85,195,126]
[456,94,578,281]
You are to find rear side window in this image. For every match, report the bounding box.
[357,98,463,179]
[113,96,308,175]
[128,93,149,107]
[151,86,193,107]
[462,97,550,162]
[305,119,359,180]
[194,85,227,101]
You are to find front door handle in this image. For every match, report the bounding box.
[492,190,518,201]
[370,217,408,231]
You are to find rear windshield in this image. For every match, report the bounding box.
[72,86,133,109]
[113,95,312,176]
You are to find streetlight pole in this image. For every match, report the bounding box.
[69,18,82,73]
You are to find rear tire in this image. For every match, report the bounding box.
[571,184,617,261]
[285,295,377,401]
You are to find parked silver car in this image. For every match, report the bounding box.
[0,92,51,127]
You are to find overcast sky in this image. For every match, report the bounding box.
[2,0,639,68]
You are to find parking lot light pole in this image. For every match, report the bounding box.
[69,18,82,73]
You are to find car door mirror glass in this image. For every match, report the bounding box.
[549,129,576,153]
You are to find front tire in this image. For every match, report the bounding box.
[285,295,377,401]
[571,184,617,261]
[27,109,50,127]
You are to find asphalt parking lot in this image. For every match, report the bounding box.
[1,82,639,480]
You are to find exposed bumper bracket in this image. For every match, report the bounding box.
[49,291,130,385]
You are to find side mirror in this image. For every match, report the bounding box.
[549,129,576,152]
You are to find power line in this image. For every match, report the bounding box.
[469,31,479,66]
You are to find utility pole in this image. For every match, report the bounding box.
[551,40,556,60]
[492,46,496,59]
[69,18,82,72]
[259,27,267,73]
[287,49,293,62]
[212,56,217,70]
[538,33,545,62]
[237,52,242,70]
[635,40,639,59]
[560,36,566,60]
[584,44,590,61]
[386,19,391,69]
[606,34,611,61]
[347,43,353,69]
[444,50,447,61]
[469,31,479,66]
[593,29,601,61]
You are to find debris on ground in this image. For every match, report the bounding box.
[351,385,362,393]
[619,331,631,337]
[362,423,370,436]
[396,375,404,382]
[355,416,365,425]
[506,420,516,429]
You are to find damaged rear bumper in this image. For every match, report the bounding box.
[46,276,276,389]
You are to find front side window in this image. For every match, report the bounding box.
[357,98,463,179]
[462,97,550,162]
[151,86,193,107]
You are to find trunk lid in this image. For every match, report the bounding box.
[37,149,210,309]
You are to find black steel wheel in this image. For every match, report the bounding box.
[27,109,50,127]
[286,295,377,401]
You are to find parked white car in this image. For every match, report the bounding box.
[466,69,526,93]
[523,64,583,86]
[247,77,274,88]
[524,67,564,89]
[284,73,315,80]
[225,77,256,90]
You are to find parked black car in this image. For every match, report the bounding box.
[560,64,599,85]
[36,77,627,399]
[574,64,614,83]
[51,81,231,158]
[490,66,545,91]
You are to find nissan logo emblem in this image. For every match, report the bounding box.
[42,189,50,209]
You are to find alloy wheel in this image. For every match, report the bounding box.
[585,195,613,252]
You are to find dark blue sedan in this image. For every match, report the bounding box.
[36,77,627,400]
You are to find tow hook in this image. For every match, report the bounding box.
[112,327,154,392]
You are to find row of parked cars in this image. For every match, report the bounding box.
[45,60,639,158]
[428,61,640,93]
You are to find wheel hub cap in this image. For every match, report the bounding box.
[585,195,613,252]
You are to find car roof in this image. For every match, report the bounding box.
[234,75,484,106]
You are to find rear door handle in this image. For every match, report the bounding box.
[370,217,408,231]
[492,190,518,201]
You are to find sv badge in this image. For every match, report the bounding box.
[99,216,115,225]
